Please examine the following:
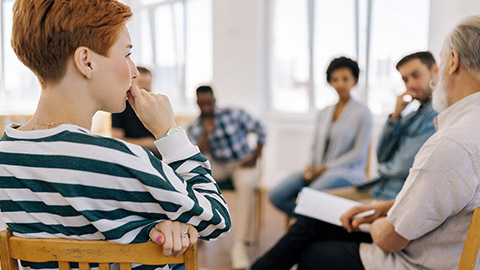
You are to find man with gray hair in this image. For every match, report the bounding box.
[251,15,480,270]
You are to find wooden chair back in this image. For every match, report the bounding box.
[459,207,480,269]
[365,143,372,181]
[0,230,197,270]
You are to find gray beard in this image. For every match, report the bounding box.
[432,76,449,112]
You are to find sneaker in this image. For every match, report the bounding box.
[230,242,250,269]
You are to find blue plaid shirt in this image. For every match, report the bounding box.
[188,108,267,162]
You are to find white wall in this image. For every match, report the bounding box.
[428,0,480,58]
[211,0,267,116]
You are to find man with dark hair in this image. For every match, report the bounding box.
[111,66,160,157]
[188,85,267,269]
[395,51,437,70]
[328,51,439,202]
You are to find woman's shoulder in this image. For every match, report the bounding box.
[82,135,160,174]
[61,129,150,161]
[349,98,372,115]
[317,104,335,114]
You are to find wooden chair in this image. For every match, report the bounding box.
[459,207,480,270]
[0,230,197,270]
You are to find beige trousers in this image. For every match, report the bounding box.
[206,154,258,243]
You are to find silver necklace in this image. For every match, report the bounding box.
[30,120,69,128]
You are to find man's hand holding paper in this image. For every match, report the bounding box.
[340,200,394,233]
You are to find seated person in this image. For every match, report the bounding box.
[0,1,230,269]
[251,16,480,270]
[188,85,267,269]
[270,57,373,216]
[111,66,161,158]
[329,51,438,203]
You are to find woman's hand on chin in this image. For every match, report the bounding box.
[127,84,176,139]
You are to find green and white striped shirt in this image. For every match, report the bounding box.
[0,123,231,269]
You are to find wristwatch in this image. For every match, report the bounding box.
[161,126,183,138]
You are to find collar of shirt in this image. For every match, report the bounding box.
[6,123,90,139]
[434,91,480,131]
[213,107,224,117]
[418,100,433,114]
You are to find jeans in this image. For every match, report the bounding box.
[369,177,406,200]
[269,171,352,216]
[251,217,372,270]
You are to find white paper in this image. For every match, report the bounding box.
[294,187,371,233]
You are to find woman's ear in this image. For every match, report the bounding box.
[73,46,95,79]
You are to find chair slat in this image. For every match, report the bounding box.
[58,261,70,270]
[459,207,480,269]
[99,263,110,270]
[184,243,198,270]
[0,231,19,270]
[79,262,90,270]
[120,263,132,270]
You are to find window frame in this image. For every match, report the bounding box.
[265,0,431,114]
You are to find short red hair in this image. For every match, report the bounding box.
[11,0,132,86]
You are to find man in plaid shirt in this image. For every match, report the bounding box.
[188,85,267,269]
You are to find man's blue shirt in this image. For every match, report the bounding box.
[368,101,437,200]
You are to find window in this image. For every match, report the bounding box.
[313,0,357,110]
[0,0,41,113]
[268,0,430,115]
[0,0,212,113]
[130,0,212,107]
[367,0,430,115]
[269,0,309,113]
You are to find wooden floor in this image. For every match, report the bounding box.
[197,190,287,270]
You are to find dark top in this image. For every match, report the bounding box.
[111,102,154,139]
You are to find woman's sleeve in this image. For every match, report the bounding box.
[310,110,325,167]
[120,130,231,242]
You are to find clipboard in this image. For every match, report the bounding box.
[294,187,371,233]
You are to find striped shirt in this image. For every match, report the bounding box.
[188,108,267,162]
[0,123,231,270]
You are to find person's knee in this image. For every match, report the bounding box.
[269,187,282,207]
[309,175,351,191]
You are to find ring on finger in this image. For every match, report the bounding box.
[181,230,189,239]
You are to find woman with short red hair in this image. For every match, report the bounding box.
[0,1,231,269]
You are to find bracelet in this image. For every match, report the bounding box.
[161,126,183,139]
